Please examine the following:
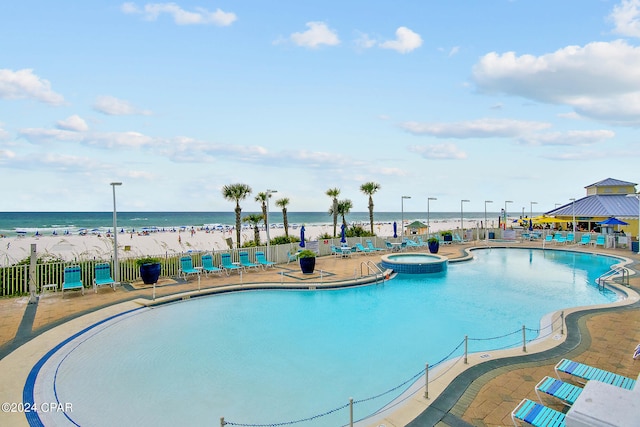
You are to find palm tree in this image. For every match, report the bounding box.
[360,182,381,234]
[326,187,340,237]
[255,192,270,231]
[275,197,290,238]
[221,183,252,248]
[243,213,264,246]
[337,199,353,228]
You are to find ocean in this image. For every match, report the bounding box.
[0,211,526,237]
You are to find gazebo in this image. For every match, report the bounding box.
[406,220,429,235]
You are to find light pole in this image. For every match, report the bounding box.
[401,196,411,237]
[460,199,470,232]
[110,182,122,284]
[265,189,277,260]
[530,201,537,229]
[504,200,513,230]
[485,200,493,241]
[427,197,437,237]
[569,198,576,234]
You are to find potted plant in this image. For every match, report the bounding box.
[298,249,316,274]
[136,256,161,284]
[441,230,453,243]
[427,237,439,254]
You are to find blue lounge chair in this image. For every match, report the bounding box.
[553,233,566,244]
[62,265,84,296]
[453,233,465,243]
[179,256,200,281]
[221,253,242,274]
[579,234,592,245]
[554,358,636,389]
[535,376,582,406]
[354,242,373,254]
[594,235,605,247]
[201,254,223,276]
[544,234,553,243]
[565,233,575,244]
[255,251,276,268]
[511,398,565,427]
[415,236,429,247]
[239,251,260,270]
[403,238,420,247]
[287,250,299,264]
[365,239,384,251]
[93,263,115,292]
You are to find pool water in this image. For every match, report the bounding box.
[32,249,620,426]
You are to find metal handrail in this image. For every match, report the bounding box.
[597,266,629,290]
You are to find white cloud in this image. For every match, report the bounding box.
[93,95,152,116]
[19,127,155,149]
[290,22,340,48]
[610,0,640,37]
[379,27,422,53]
[353,32,376,50]
[0,125,9,140]
[0,69,64,105]
[472,40,640,125]
[517,130,616,146]
[56,115,89,132]
[408,143,467,160]
[121,2,236,26]
[400,118,550,138]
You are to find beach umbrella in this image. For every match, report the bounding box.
[299,225,305,247]
[597,217,628,226]
[393,221,397,238]
[340,224,346,243]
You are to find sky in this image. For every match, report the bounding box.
[1,0,640,214]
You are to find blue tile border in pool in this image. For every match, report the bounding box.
[380,253,448,274]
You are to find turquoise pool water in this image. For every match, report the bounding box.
[31,249,621,426]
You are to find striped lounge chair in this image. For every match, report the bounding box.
[511,398,565,427]
[554,358,636,390]
[535,376,582,406]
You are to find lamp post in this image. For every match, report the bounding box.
[504,200,513,230]
[460,199,470,232]
[265,189,277,260]
[427,197,437,237]
[401,196,411,237]
[110,182,122,284]
[485,200,493,241]
[569,198,576,234]
[626,193,640,254]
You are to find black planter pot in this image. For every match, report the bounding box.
[428,241,439,254]
[443,234,453,242]
[299,257,316,274]
[140,263,161,284]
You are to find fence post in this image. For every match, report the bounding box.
[560,311,564,335]
[424,363,429,399]
[349,397,353,427]
[28,244,37,304]
[463,335,469,364]
[220,417,225,427]
[522,325,527,352]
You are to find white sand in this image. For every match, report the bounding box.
[0,219,488,266]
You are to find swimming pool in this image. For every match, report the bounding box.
[29,249,622,426]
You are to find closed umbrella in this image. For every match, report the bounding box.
[393,221,397,238]
[340,224,346,243]
[299,225,305,247]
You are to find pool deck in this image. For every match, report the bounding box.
[1,240,640,426]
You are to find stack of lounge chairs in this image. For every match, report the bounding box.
[511,358,638,426]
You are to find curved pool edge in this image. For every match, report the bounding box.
[366,247,640,427]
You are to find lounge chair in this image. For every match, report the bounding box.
[453,233,465,243]
[221,253,242,274]
[354,242,373,254]
[594,235,605,247]
[239,251,260,270]
[201,254,223,276]
[415,236,429,247]
[365,239,384,251]
[511,398,565,427]
[553,233,566,244]
[62,265,84,296]
[554,358,636,390]
[579,234,592,245]
[93,263,115,292]
[255,251,276,268]
[565,233,575,244]
[331,245,352,258]
[385,241,394,251]
[179,256,200,281]
[287,250,299,263]
[535,376,582,407]
[544,234,553,243]
[403,238,420,247]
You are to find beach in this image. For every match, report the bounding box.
[0,217,493,266]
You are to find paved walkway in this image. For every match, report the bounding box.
[1,240,639,426]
